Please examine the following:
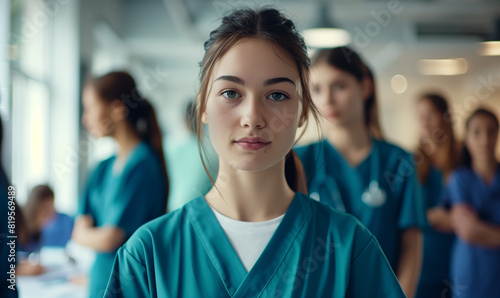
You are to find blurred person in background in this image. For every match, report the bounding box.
[445,108,500,298]
[296,47,425,298]
[73,71,169,297]
[165,100,217,211]
[18,185,73,253]
[414,93,459,298]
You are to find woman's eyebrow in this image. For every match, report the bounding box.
[264,77,295,87]
[214,75,296,87]
[214,75,244,85]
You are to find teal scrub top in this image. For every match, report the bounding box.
[295,139,426,271]
[104,192,405,297]
[79,142,167,297]
[415,167,454,298]
[165,134,217,211]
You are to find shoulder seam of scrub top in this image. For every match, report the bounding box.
[121,245,147,273]
[350,235,376,264]
[119,245,150,294]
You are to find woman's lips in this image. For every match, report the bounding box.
[325,112,340,119]
[234,137,271,151]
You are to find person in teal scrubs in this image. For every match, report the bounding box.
[414,94,459,298]
[165,101,218,211]
[445,108,500,298]
[296,47,425,298]
[104,8,405,297]
[72,71,168,297]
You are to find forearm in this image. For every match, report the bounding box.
[427,207,454,233]
[396,228,423,298]
[465,221,500,248]
[72,226,125,252]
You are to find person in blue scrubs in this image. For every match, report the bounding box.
[18,185,74,251]
[414,94,459,298]
[446,108,500,298]
[104,8,405,297]
[72,71,168,297]
[296,47,425,298]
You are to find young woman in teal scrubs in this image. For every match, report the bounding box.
[104,8,405,298]
[414,94,459,298]
[295,47,425,298]
[72,71,169,297]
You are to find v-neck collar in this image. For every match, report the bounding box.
[472,164,500,188]
[112,142,145,175]
[186,193,310,297]
[323,138,375,171]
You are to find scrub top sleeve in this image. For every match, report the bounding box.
[397,154,426,230]
[446,170,470,206]
[102,163,164,238]
[78,162,105,216]
[346,236,406,298]
[104,246,149,298]
[77,181,91,216]
[439,186,453,209]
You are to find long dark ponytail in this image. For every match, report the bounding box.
[91,71,169,207]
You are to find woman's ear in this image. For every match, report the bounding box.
[201,110,208,124]
[361,77,373,102]
[298,111,306,127]
[110,100,127,122]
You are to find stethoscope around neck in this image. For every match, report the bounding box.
[309,139,387,211]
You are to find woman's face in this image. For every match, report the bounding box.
[81,85,114,138]
[202,37,302,172]
[417,99,446,140]
[35,198,55,229]
[310,63,368,128]
[465,115,498,160]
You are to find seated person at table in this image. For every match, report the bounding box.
[17,185,73,275]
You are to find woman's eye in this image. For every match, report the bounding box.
[267,92,288,101]
[332,83,344,91]
[221,90,240,99]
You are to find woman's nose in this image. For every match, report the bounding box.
[240,96,265,129]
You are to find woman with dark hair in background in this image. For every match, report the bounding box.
[104,8,404,297]
[19,185,57,254]
[296,46,425,298]
[446,108,500,298]
[18,185,74,253]
[72,71,169,297]
[414,93,459,298]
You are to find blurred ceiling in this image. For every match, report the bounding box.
[116,0,500,75]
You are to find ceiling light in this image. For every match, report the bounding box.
[418,58,468,76]
[303,28,351,48]
[479,41,500,56]
[303,2,351,48]
[391,74,408,94]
